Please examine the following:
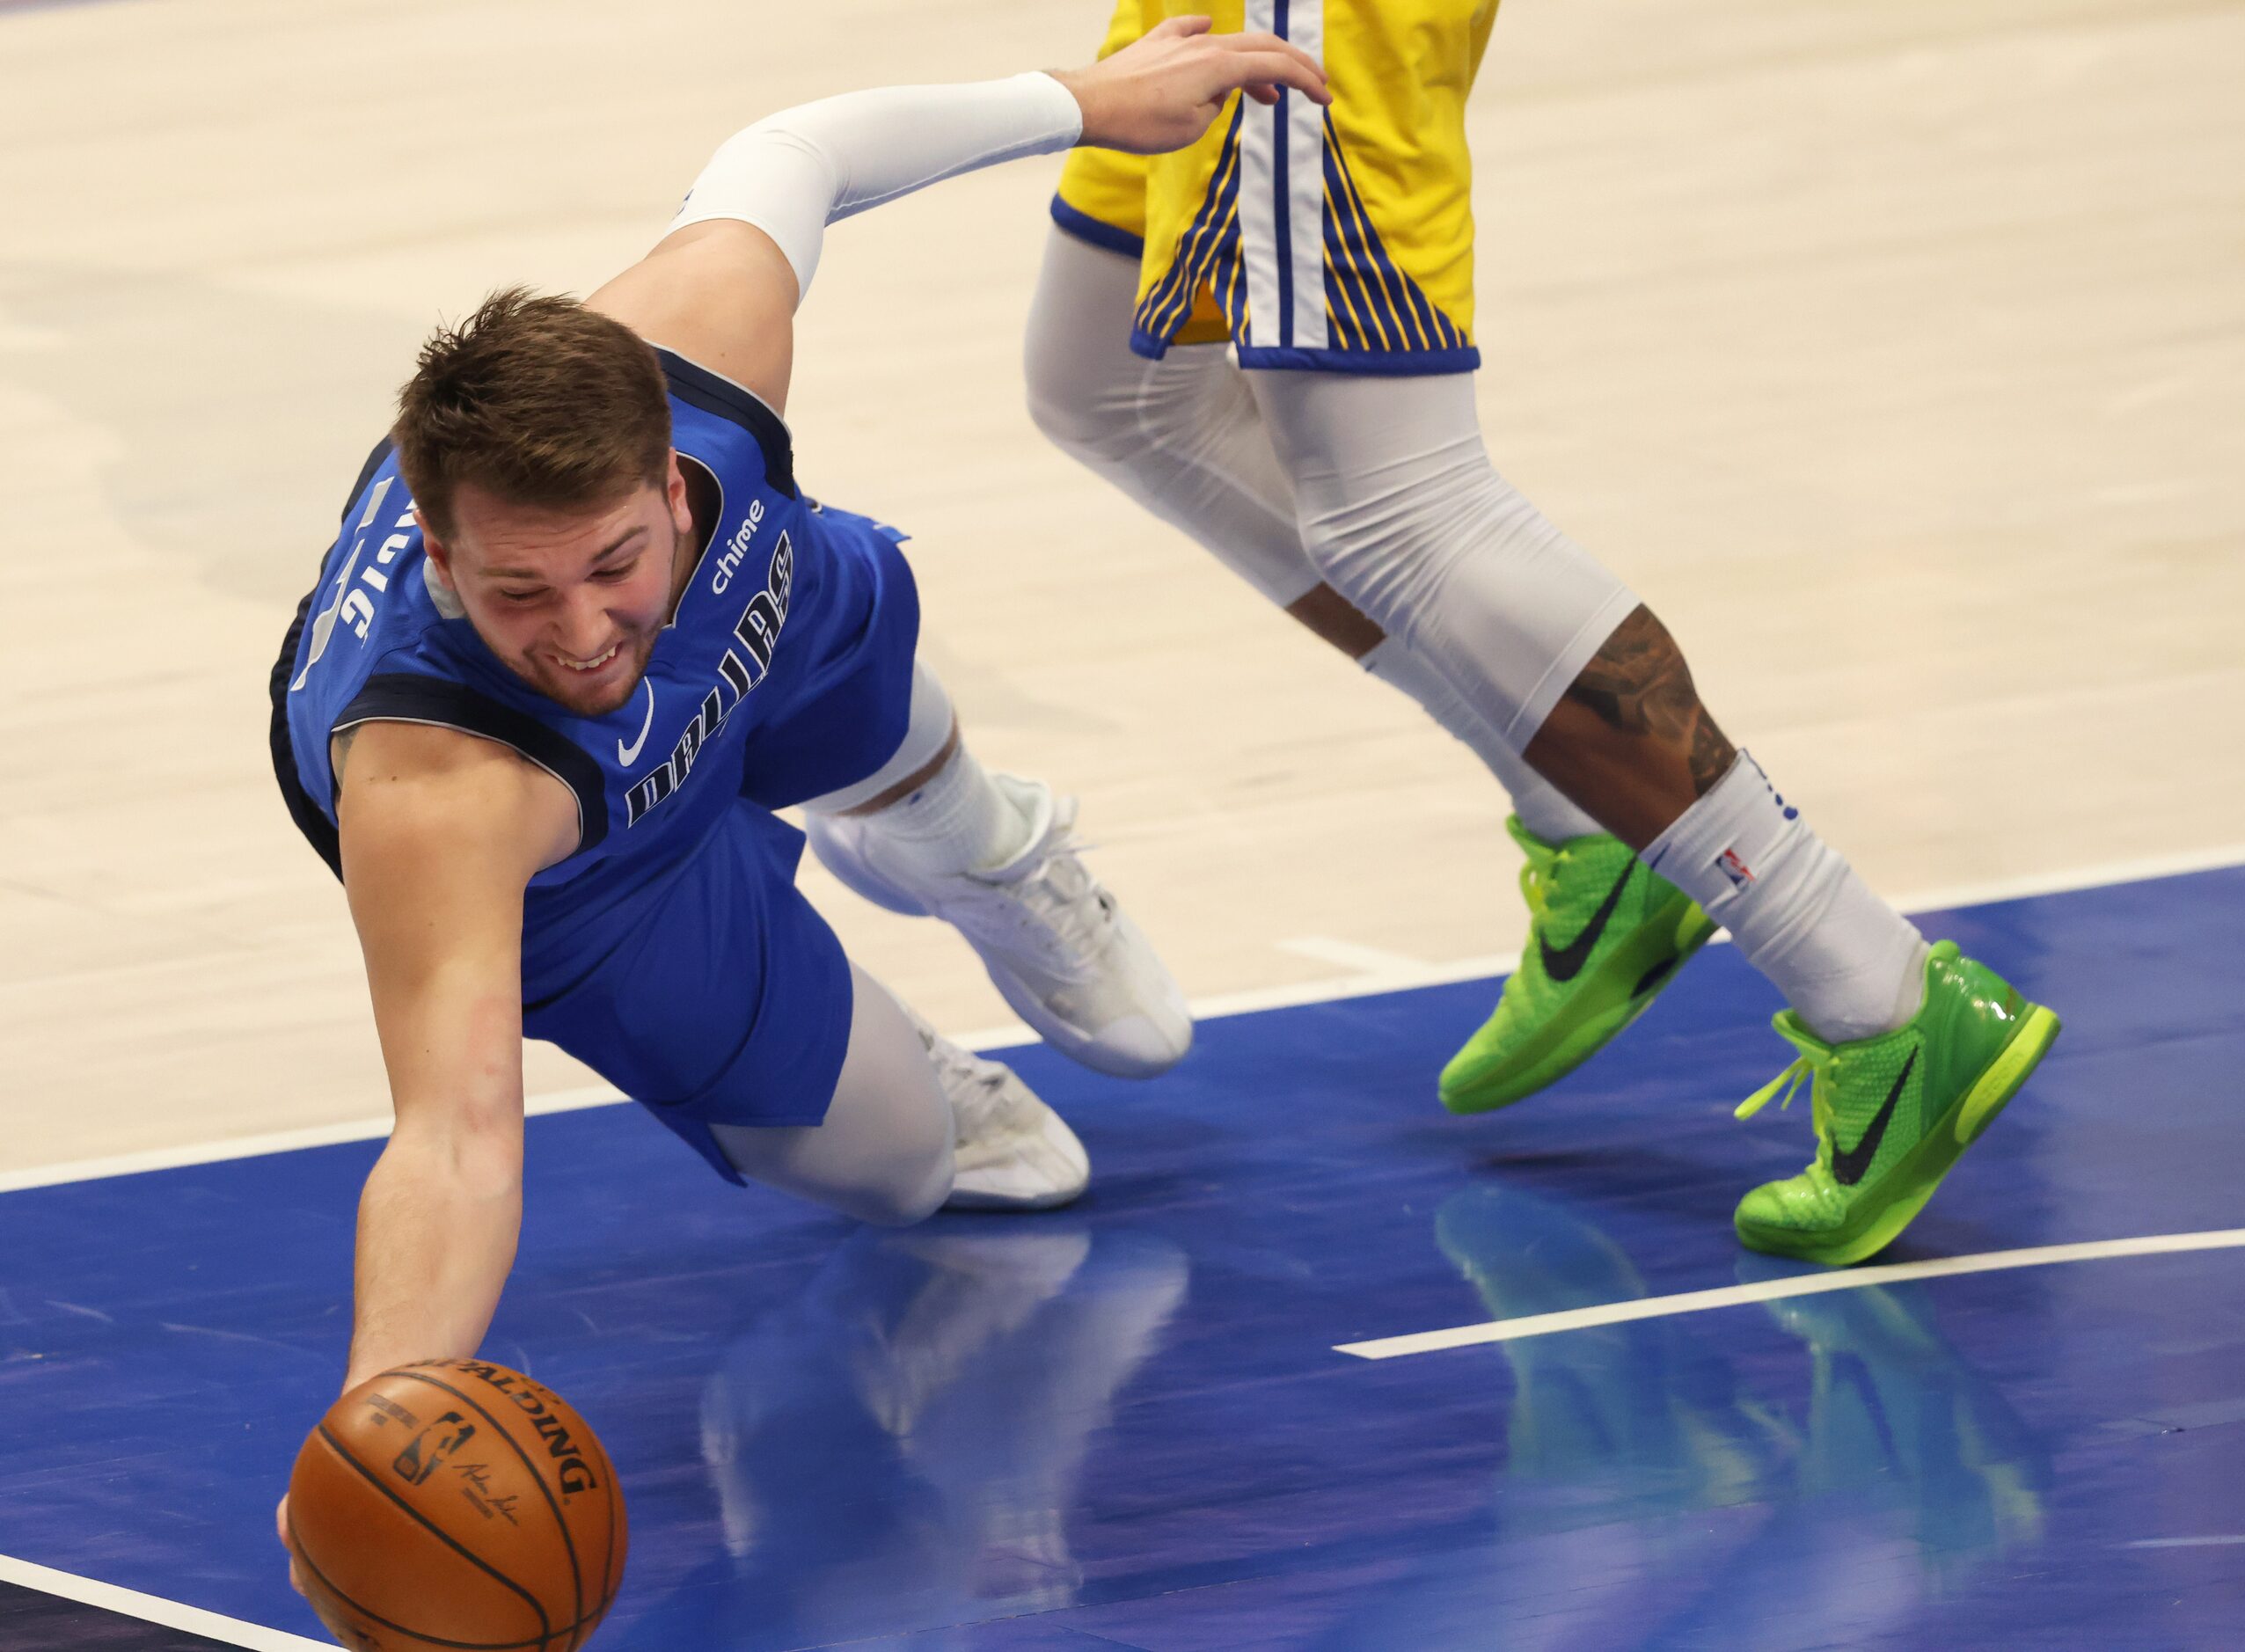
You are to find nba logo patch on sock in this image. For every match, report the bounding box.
[1716,847,1757,889]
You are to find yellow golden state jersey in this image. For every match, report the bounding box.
[1053,0,1499,374]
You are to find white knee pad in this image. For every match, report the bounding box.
[799,659,957,815]
[1025,226,1323,610]
[1247,371,1640,748]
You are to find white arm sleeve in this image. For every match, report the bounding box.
[668,71,1084,303]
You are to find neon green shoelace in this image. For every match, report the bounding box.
[1736,1021,1841,1156]
[1507,815,1568,926]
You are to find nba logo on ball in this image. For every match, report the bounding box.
[289,1359,627,1649]
[391,1412,477,1488]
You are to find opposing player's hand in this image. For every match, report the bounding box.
[276,1493,311,1598]
[1055,16,1328,156]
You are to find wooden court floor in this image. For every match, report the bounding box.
[1,0,2240,1172]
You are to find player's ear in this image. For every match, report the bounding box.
[416,512,470,618]
[416,509,457,589]
[663,452,691,536]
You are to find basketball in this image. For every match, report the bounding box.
[287,1360,626,1651]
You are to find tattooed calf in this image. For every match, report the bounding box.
[1562,605,1737,796]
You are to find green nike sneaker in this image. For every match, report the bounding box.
[1732,940,2062,1267]
[1439,816,1715,1115]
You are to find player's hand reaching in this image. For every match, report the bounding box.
[1055,15,1328,155]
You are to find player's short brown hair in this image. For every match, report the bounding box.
[392,287,672,545]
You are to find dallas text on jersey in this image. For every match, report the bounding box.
[623,529,795,828]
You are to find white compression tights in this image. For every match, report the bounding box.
[1240,368,1642,750]
[711,963,953,1224]
[1024,229,1609,841]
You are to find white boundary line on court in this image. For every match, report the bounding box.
[0,1552,329,1651]
[1,841,2239,1199]
[1336,1228,2245,1359]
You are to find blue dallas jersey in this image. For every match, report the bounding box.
[273,347,918,1015]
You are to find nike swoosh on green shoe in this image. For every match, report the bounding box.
[1440,816,1716,1115]
[1731,940,2062,1268]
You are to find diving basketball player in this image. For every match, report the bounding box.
[1021,1,2060,1268]
[270,18,1327,1586]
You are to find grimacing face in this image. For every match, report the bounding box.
[422,459,696,718]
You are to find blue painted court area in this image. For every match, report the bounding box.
[2,866,2241,1650]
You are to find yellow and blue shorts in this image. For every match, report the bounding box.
[1051,0,1499,376]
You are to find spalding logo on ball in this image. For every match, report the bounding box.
[289,1359,627,1651]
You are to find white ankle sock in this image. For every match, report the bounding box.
[1361,636,1601,844]
[1645,754,1929,1043]
[852,744,1034,881]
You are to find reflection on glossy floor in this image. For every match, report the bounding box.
[1,867,2239,1648]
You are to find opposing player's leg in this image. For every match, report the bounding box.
[1023,223,1707,1106]
[711,962,1088,1220]
[801,658,1191,1078]
[1247,367,2059,1262]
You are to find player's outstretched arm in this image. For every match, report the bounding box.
[279,722,574,1594]
[589,17,1325,411]
[329,722,577,1392]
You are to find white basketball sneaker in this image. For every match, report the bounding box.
[904,1009,1090,1212]
[808,773,1193,1078]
